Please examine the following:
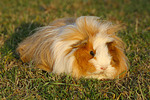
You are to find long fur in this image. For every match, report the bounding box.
[17,16,128,79]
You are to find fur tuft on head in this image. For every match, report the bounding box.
[17,16,128,79]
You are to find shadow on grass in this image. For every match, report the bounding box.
[2,22,43,59]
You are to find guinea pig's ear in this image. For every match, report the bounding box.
[72,39,88,48]
[107,24,125,34]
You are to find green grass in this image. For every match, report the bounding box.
[0,0,150,99]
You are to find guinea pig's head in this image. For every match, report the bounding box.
[69,16,128,79]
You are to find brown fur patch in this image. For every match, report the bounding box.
[73,41,96,78]
[107,41,128,78]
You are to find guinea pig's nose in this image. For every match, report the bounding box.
[100,67,107,70]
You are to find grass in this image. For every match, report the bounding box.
[0,0,150,99]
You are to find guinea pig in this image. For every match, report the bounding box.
[17,16,128,79]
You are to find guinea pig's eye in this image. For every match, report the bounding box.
[90,51,95,57]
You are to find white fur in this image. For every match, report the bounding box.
[51,26,79,74]
[51,40,76,74]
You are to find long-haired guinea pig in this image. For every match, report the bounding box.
[17,16,128,79]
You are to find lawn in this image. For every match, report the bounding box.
[0,0,150,99]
